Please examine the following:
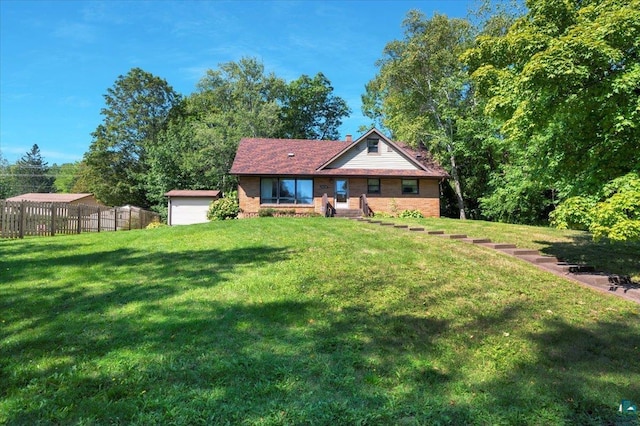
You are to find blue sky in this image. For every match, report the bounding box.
[1,0,472,165]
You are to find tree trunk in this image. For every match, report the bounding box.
[447,145,466,219]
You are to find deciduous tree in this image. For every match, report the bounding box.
[280,73,350,140]
[364,11,498,219]
[83,68,181,207]
[145,58,285,214]
[465,0,640,201]
[0,150,11,199]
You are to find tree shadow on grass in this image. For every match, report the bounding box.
[3,290,640,424]
[536,234,640,283]
[3,230,640,424]
[473,318,640,425]
[2,291,462,425]
[0,244,292,378]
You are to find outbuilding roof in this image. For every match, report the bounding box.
[164,190,221,197]
[6,193,96,203]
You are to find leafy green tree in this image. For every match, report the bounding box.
[465,0,640,202]
[551,172,640,241]
[12,144,55,194]
[364,11,500,219]
[280,73,351,140]
[50,162,81,193]
[83,68,181,207]
[0,150,11,199]
[145,58,284,213]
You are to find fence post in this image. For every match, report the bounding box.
[97,207,101,232]
[0,200,4,238]
[114,207,118,231]
[77,205,82,234]
[50,203,56,237]
[19,201,25,239]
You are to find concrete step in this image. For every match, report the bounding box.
[426,230,445,235]
[518,255,559,264]
[334,209,363,218]
[394,224,409,229]
[480,243,517,249]
[408,227,424,232]
[549,262,596,273]
[501,248,540,256]
[439,234,467,239]
[462,238,492,244]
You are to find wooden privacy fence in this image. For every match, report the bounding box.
[0,201,160,239]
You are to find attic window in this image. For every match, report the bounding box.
[367,138,379,154]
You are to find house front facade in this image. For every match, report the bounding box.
[229,129,448,218]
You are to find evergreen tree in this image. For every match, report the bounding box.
[13,144,55,194]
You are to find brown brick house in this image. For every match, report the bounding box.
[229,128,448,217]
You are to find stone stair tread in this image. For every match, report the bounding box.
[439,234,467,239]
[500,248,540,256]
[426,230,445,235]
[334,209,363,218]
[481,243,517,249]
[408,227,425,231]
[550,263,596,273]
[517,255,559,264]
[462,238,492,244]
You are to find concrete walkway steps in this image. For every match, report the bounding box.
[355,217,639,304]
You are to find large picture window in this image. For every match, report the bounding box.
[261,178,313,204]
[401,179,419,194]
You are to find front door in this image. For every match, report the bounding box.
[335,179,349,209]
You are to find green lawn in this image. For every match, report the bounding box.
[1,218,639,425]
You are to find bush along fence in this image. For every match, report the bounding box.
[0,201,160,239]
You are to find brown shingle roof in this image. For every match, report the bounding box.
[165,190,221,197]
[230,134,448,178]
[230,138,348,176]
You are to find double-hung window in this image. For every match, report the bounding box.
[367,138,379,154]
[401,179,419,194]
[260,178,313,204]
[367,178,381,194]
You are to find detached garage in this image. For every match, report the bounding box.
[165,190,221,225]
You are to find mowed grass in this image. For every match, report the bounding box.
[1,218,639,425]
[393,217,640,282]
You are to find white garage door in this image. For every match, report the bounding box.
[170,198,212,225]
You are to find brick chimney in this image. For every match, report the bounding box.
[345,134,352,142]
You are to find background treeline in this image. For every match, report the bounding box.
[0,58,350,220]
[363,0,639,240]
[1,0,638,239]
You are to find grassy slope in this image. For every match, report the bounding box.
[1,218,639,425]
[394,217,640,282]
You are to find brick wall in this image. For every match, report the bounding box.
[237,176,261,215]
[349,177,440,217]
[237,176,441,217]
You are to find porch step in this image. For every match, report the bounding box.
[334,209,363,218]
